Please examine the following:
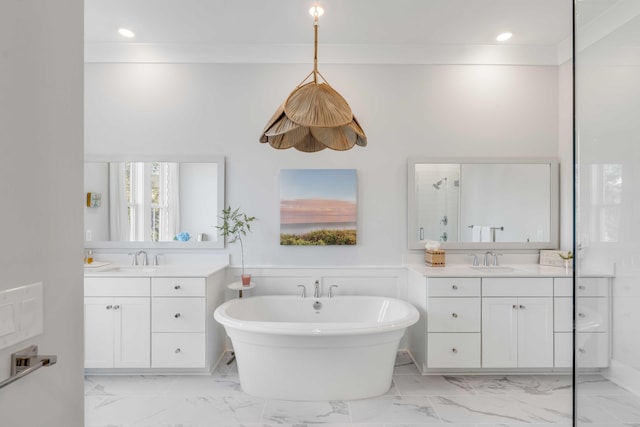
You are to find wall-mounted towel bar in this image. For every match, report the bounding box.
[0,345,57,389]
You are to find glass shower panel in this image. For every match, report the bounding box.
[575,2,640,425]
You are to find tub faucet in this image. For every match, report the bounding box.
[329,285,338,298]
[313,280,321,298]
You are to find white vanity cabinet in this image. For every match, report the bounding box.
[151,277,207,368]
[554,277,610,368]
[482,278,554,368]
[84,277,151,369]
[84,266,227,373]
[426,278,481,368]
[407,267,611,373]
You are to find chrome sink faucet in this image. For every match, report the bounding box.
[133,250,148,266]
[313,280,321,298]
[483,251,496,267]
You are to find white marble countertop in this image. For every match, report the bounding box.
[406,263,613,278]
[83,263,228,278]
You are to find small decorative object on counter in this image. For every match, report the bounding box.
[85,250,93,264]
[558,250,573,270]
[217,206,256,287]
[425,249,446,267]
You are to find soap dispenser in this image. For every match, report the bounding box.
[85,250,93,264]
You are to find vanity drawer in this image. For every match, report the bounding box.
[555,277,609,297]
[577,278,609,297]
[427,333,481,368]
[482,278,553,297]
[555,332,609,368]
[151,332,206,368]
[85,277,150,297]
[576,297,609,332]
[427,278,480,297]
[427,298,480,332]
[152,277,205,297]
[152,298,205,332]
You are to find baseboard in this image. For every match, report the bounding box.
[603,359,640,395]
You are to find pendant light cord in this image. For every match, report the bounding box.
[313,14,319,83]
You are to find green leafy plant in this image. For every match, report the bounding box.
[216,206,256,276]
[558,250,573,260]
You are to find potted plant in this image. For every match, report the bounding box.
[217,206,256,286]
[558,250,573,270]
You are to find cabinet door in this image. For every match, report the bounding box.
[84,297,115,369]
[114,297,150,368]
[482,297,518,368]
[517,297,553,367]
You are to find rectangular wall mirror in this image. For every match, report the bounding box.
[408,158,558,250]
[84,156,225,249]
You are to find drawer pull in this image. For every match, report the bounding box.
[174,285,181,290]
[113,305,120,310]
[452,313,458,318]
[578,312,586,318]
[451,285,458,290]
[578,285,586,290]
[175,348,181,354]
[578,348,586,354]
[105,305,113,310]
[519,305,525,309]
[451,348,458,354]
[174,313,181,318]
[512,304,517,309]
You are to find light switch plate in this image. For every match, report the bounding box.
[0,282,43,350]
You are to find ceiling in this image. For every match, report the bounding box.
[84,0,630,65]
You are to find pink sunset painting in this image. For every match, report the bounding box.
[280,169,357,245]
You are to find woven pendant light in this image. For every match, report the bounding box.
[259,5,367,152]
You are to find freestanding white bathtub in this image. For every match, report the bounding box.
[214,295,419,401]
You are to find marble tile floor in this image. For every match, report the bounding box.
[85,352,639,427]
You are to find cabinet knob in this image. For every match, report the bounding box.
[451,348,458,353]
[174,313,181,318]
[451,285,458,290]
[512,304,517,309]
[578,312,586,318]
[519,305,525,309]
[113,305,120,310]
[452,313,458,318]
[175,348,181,354]
[106,305,113,310]
[174,285,181,290]
[578,285,586,290]
[578,348,586,354]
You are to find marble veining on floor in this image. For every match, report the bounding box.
[85,351,638,426]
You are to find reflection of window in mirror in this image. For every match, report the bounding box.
[590,163,622,243]
[120,162,179,242]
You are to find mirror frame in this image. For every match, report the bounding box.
[408,157,559,250]
[85,155,225,249]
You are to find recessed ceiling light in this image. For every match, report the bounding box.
[496,32,513,42]
[309,5,324,18]
[118,28,135,38]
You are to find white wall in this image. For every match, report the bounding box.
[0,1,84,426]
[575,15,640,392]
[85,63,561,266]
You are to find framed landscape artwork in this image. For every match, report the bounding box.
[280,169,357,245]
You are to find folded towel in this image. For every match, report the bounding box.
[481,226,492,242]
[471,225,482,242]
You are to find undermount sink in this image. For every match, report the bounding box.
[470,266,517,272]
[102,266,157,273]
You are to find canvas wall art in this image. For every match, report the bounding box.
[280,169,357,245]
